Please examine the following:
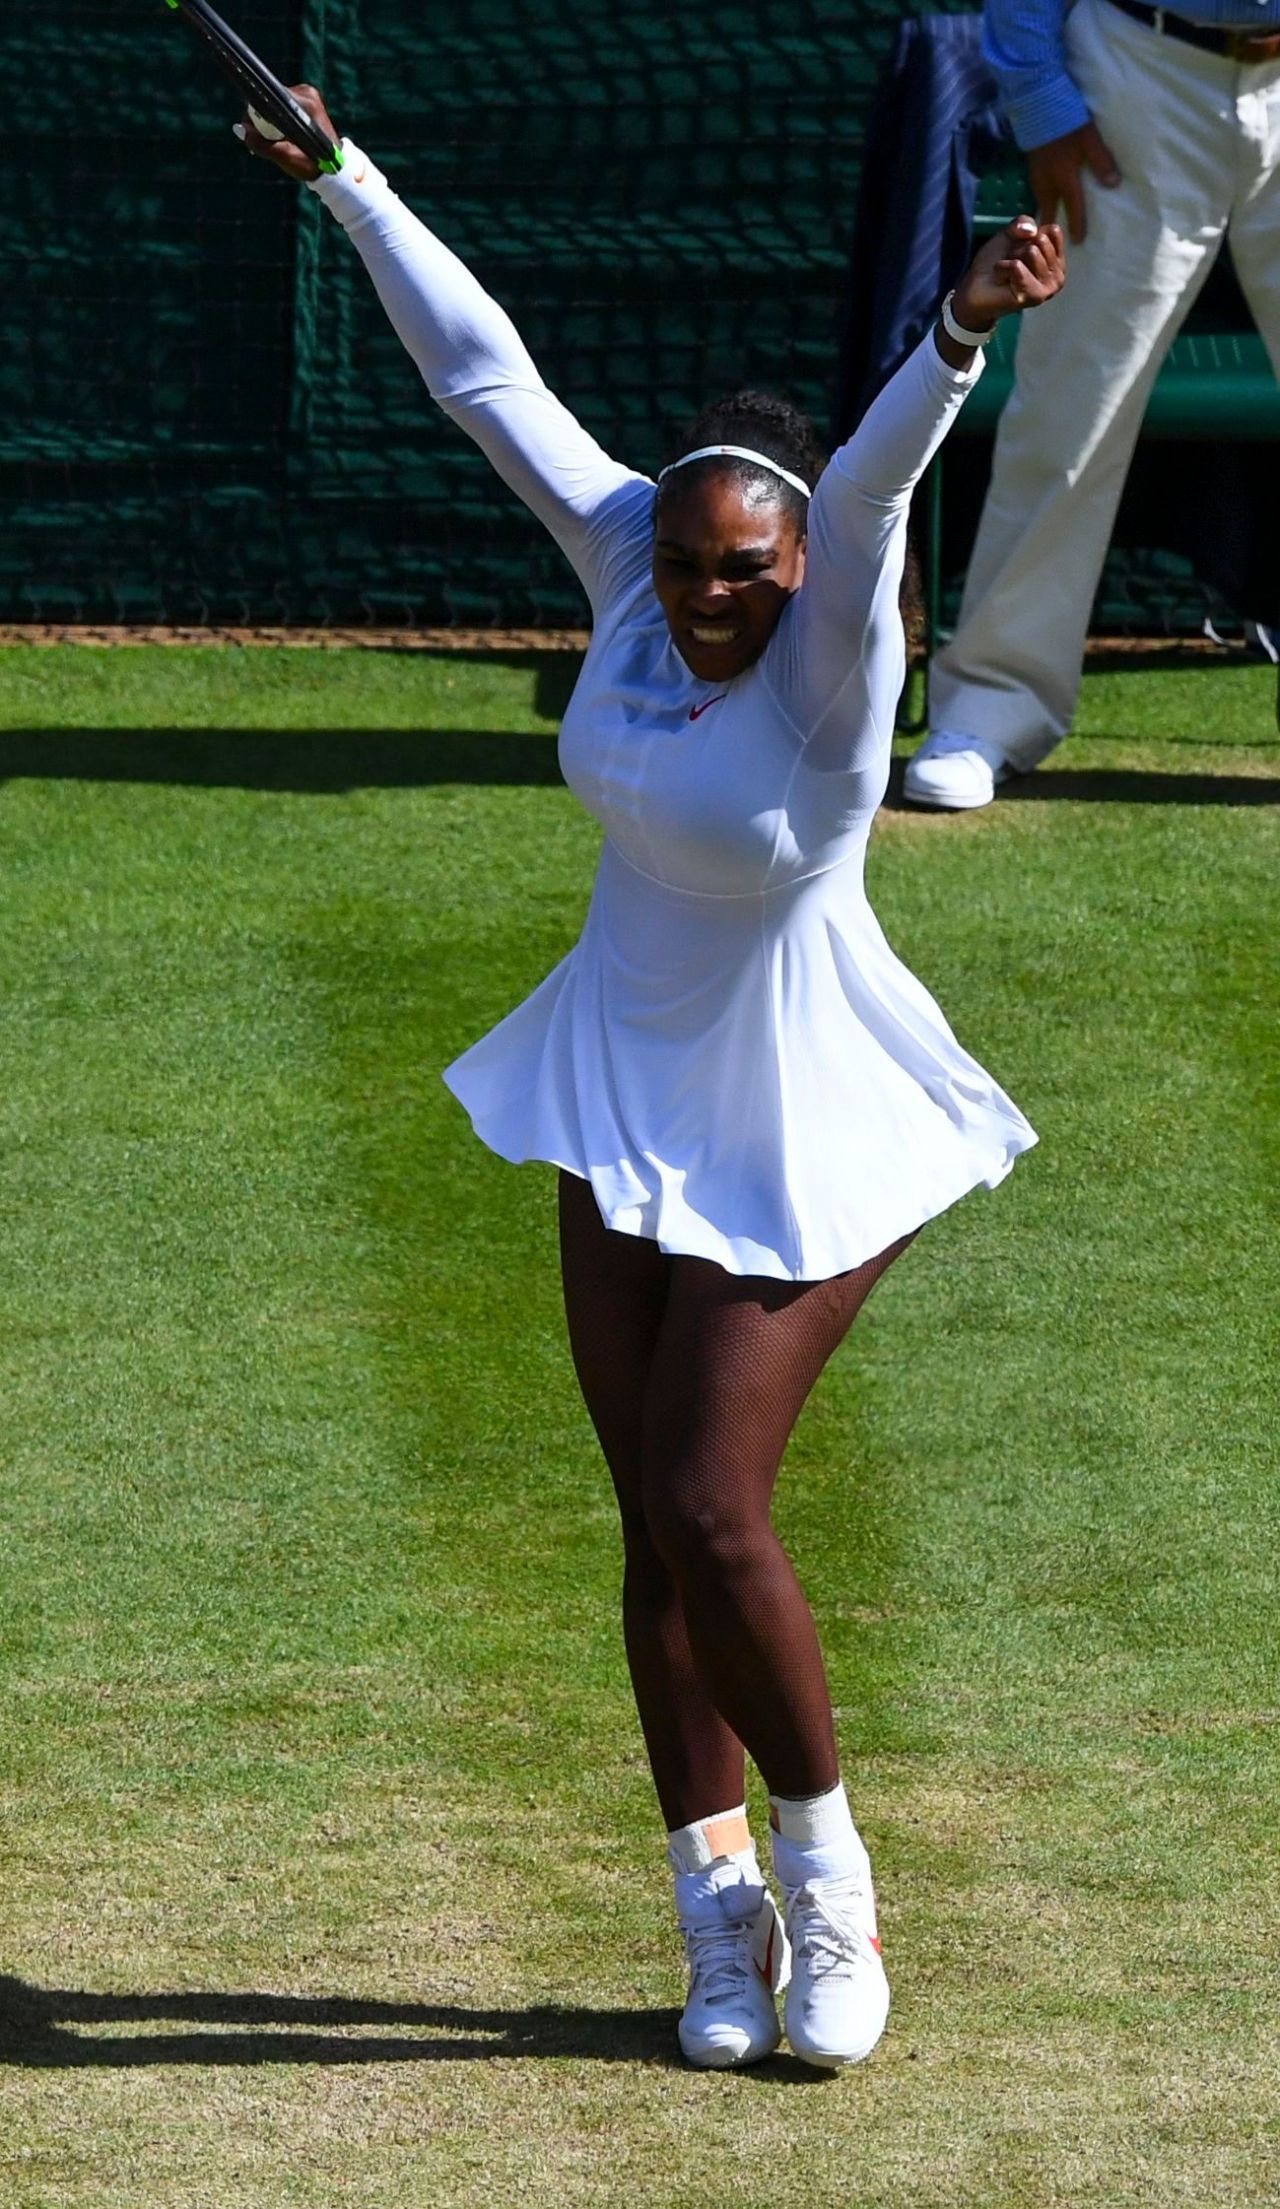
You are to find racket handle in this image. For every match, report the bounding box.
[166,0,344,172]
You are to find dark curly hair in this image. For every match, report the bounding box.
[658,390,827,533]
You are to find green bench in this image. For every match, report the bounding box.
[957,317,1280,438]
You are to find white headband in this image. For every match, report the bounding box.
[657,444,812,501]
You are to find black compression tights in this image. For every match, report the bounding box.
[558,1171,914,1830]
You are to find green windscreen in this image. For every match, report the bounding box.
[6,0,903,627]
[5,1,1240,631]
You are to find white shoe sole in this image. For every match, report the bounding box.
[786,2027,885,2069]
[679,2014,782,2069]
[902,755,1016,811]
[902,782,996,811]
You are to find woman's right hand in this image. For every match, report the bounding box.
[237,83,340,183]
[952,216,1065,330]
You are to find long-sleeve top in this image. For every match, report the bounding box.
[986,0,1280,147]
[310,145,1036,1278]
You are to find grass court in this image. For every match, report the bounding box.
[1,643,1276,2206]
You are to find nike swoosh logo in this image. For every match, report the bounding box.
[688,696,727,721]
[755,1920,776,1987]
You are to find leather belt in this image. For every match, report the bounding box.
[1104,0,1280,63]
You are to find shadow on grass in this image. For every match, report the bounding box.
[0,1976,676,2068]
[884,760,1280,810]
[0,728,565,794]
[998,768,1280,806]
[0,1977,825,2080]
[6,734,1279,804]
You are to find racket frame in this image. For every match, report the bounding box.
[165,0,344,174]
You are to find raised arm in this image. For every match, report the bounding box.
[239,92,653,612]
[768,218,1064,760]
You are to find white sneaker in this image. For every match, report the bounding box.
[903,729,1013,810]
[782,1863,890,2069]
[676,1860,791,2070]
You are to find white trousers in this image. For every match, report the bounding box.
[928,0,1280,769]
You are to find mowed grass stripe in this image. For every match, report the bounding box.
[0,646,1276,2206]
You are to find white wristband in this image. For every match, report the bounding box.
[940,289,997,348]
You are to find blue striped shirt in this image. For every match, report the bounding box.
[987,0,1280,148]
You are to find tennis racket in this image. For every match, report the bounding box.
[164,0,344,174]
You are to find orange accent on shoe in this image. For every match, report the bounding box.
[870,1935,882,1954]
[756,1920,777,1987]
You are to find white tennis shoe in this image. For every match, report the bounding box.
[781,1859,890,2069]
[676,1860,791,2070]
[903,729,1013,810]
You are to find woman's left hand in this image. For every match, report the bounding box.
[952,217,1066,331]
[236,83,339,184]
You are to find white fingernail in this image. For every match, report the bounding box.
[232,122,246,141]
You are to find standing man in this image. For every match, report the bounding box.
[904,0,1280,810]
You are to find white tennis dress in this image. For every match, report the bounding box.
[313,147,1037,1281]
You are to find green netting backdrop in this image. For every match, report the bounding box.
[5,0,1223,629]
[6,0,911,625]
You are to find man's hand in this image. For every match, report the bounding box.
[236,83,339,183]
[1026,119,1120,246]
[951,216,1066,332]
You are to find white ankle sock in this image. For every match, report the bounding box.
[667,1803,753,1875]
[769,1781,866,1887]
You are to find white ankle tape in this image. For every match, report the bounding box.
[769,1782,856,1850]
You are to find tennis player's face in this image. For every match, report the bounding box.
[653,479,806,682]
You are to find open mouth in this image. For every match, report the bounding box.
[688,623,742,647]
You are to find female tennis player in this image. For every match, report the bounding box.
[239,92,1063,2071]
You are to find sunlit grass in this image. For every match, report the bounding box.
[0,645,1276,2206]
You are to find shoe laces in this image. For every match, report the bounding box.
[788,1880,876,1980]
[683,1915,752,2005]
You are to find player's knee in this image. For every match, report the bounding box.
[642,1478,764,1586]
